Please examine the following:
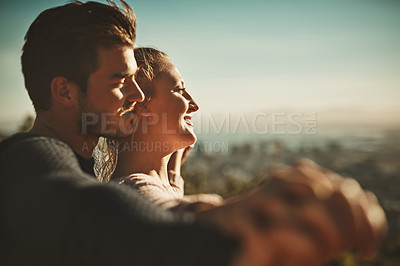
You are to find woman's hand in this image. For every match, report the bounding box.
[167,144,194,191]
[168,145,194,175]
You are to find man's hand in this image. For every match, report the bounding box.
[196,159,387,266]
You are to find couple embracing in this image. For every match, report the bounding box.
[0,1,387,266]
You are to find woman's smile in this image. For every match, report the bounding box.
[183,114,194,127]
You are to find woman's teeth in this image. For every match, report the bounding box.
[184,115,194,126]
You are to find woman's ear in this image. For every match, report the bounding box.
[50,76,79,108]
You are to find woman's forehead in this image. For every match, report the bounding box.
[158,66,184,85]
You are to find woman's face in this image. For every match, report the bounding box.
[141,64,199,151]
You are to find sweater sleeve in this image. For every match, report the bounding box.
[0,135,239,266]
[116,173,186,209]
[117,174,223,212]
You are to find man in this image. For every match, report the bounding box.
[0,1,386,265]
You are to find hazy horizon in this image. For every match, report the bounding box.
[1,0,399,135]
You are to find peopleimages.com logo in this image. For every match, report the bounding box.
[80,112,318,136]
[193,112,318,135]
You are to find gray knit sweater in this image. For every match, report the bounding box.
[0,133,238,266]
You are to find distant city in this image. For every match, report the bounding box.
[184,128,400,265]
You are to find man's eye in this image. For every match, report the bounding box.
[176,88,186,94]
[116,79,126,87]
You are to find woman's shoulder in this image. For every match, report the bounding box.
[114,173,183,206]
[114,173,159,187]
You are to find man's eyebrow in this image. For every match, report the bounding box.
[111,72,134,78]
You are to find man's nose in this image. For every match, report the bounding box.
[126,78,145,103]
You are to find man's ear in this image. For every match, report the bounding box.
[50,76,79,108]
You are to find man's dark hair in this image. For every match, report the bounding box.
[21,1,136,111]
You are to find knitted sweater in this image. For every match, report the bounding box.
[0,133,238,266]
[116,173,224,212]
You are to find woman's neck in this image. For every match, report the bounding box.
[112,139,172,184]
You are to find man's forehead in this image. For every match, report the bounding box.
[96,46,137,76]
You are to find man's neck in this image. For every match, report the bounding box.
[30,114,98,159]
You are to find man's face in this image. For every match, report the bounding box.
[79,45,144,139]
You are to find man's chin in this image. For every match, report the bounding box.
[88,126,134,140]
[100,131,133,140]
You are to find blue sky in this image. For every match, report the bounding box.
[0,0,399,133]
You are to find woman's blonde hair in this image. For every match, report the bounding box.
[134,47,172,96]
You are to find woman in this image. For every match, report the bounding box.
[107,47,222,212]
[98,48,387,264]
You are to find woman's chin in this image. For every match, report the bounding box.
[185,132,197,145]
[171,134,196,151]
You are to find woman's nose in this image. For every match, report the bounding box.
[189,100,199,112]
[185,92,199,113]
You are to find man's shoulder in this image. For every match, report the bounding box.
[0,132,78,171]
[0,132,33,151]
[0,132,70,152]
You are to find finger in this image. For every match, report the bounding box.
[293,201,344,259]
[255,181,349,261]
[263,174,331,207]
[294,158,336,177]
[168,151,177,166]
[293,164,335,199]
[232,194,321,266]
[199,201,275,266]
[356,190,387,259]
[167,149,185,174]
[181,144,194,163]
[267,163,335,201]
[294,158,343,189]
[327,180,387,259]
[250,190,344,259]
[266,162,388,261]
[268,222,325,266]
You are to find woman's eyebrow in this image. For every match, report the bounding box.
[172,79,185,86]
[172,84,184,90]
